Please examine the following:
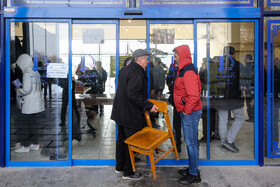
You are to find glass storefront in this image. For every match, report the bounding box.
[0,0,266,167]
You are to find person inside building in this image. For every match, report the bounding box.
[111,49,158,180]
[240,54,254,122]
[95,61,107,115]
[14,54,45,153]
[216,46,244,153]
[166,59,182,153]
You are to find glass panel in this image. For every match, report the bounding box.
[119,19,147,163]
[264,17,280,165]
[149,23,197,159]
[139,0,257,7]
[10,22,69,161]
[72,23,116,160]
[264,0,280,11]
[197,22,255,160]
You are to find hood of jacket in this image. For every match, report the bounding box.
[174,45,192,70]
[16,54,34,73]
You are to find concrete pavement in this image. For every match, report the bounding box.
[0,165,280,187]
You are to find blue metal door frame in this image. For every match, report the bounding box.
[146,19,259,166]
[0,0,4,167]
[71,19,119,166]
[266,20,280,159]
[5,19,72,167]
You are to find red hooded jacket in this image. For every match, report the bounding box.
[173,45,203,114]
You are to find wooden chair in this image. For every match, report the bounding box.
[125,99,179,180]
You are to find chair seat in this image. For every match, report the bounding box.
[125,127,169,150]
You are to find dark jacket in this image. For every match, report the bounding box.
[111,61,154,130]
[216,55,244,110]
[173,45,203,115]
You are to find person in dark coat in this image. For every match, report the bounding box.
[95,61,107,115]
[166,61,182,153]
[111,49,158,180]
[216,46,244,153]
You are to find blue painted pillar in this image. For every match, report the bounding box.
[0,0,5,167]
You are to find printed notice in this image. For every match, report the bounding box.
[47,63,68,78]
[12,79,22,88]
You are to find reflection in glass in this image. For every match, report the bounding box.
[10,22,69,161]
[197,22,255,160]
[149,23,197,160]
[72,23,116,160]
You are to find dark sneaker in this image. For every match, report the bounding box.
[122,173,143,180]
[222,140,239,153]
[198,136,207,143]
[178,168,200,176]
[221,145,230,152]
[178,167,189,176]
[178,173,201,185]
[211,134,221,141]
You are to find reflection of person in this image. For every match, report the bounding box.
[60,77,81,142]
[198,59,219,143]
[240,54,254,122]
[166,62,182,153]
[152,57,165,96]
[111,49,158,180]
[95,61,107,115]
[78,66,102,132]
[15,54,45,152]
[16,54,45,114]
[217,46,244,153]
[173,45,202,185]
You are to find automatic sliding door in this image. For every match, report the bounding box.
[196,20,257,161]
[148,21,196,161]
[7,20,70,163]
[72,21,117,160]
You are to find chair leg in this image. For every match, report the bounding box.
[128,146,136,172]
[170,137,179,160]
[149,151,157,180]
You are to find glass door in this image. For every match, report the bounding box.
[6,19,71,166]
[71,20,117,164]
[196,20,258,163]
[147,20,196,164]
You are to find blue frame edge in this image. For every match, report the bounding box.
[3,7,260,19]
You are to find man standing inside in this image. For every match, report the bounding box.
[173,45,203,185]
[111,49,158,180]
[217,46,244,153]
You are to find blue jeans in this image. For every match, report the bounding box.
[180,110,202,176]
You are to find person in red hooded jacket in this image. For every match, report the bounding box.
[173,45,203,185]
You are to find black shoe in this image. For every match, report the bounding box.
[178,168,200,176]
[178,168,189,176]
[245,118,254,122]
[211,134,221,141]
[178,173,201,185]
[198,136,207,143]
[222,140,239,153]
[122,173,143,180]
